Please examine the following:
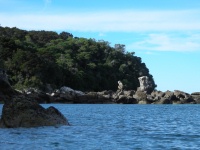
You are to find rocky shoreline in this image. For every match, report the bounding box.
[0,73,199,105]
[15,87,200,104]
[0,73,200,128]
[10,75,199,105]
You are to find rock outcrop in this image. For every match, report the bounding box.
[1,71,200,105]
[191,92,200,104]
[0,95,69,128]
[27,86,199,104]
[137,76,153,94]
[0,73,70,128]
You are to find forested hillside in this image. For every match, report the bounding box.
[0,26,156,92]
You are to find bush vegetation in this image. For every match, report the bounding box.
[0,26,156,92]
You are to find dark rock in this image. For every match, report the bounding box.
[0,77,70,128]
[116,95,137,104]
[174,90,188,98]
[156,98,172,104]
[27,92,51,104]
[0,95,69,128]
[194,98,200,104]
[180,97,195,104]
[151,90,164,101]
[191,92,200,104]
[75,92,111,103]
[174,90,195,104]
[164,91,174,99]
[191,92,200,96]
[76,92,98,103]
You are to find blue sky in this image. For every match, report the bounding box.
[1,0,200,93]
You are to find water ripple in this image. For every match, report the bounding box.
[1,104,200,149]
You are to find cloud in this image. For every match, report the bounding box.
[1,9,200,32]
[127,33,200,52]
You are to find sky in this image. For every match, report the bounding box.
[0,0,200,93]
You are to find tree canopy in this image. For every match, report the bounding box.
[0,26,156,92]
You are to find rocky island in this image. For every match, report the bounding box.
[1,27,199,104]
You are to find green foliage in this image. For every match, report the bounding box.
[0,26,157,91]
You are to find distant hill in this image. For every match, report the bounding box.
[0,26,156,92]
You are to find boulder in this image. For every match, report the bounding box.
[151,90,164,100]
[164,90,175,100]
[146,95,155,103]
[155,98,172,104]
[75,91,112,103]
[133,91,155,104]
[191,92,200,104]
[0,95,69,128]
[60,86,85,96]
[133,91,147,101]
[0,76,70,128]
[27,92,51,104]
[76,92,98,103]
[49,86,85,103]
[123,90,135,97]
[191,92,200,96]
[117,81,124,92]
[116,95,137,104]
[174,90,195,104]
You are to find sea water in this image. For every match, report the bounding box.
[0,104,200,150]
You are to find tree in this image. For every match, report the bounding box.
[0,26,157,91]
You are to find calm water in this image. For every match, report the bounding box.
[0,104,200,150]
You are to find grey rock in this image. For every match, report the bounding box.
[123,90,135,97]
[133,91,147,101]
[137,76,153,93]
[117,81,123,92]
[174,90,195,104]
[138,100,149,104]
[156,98,172,104]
